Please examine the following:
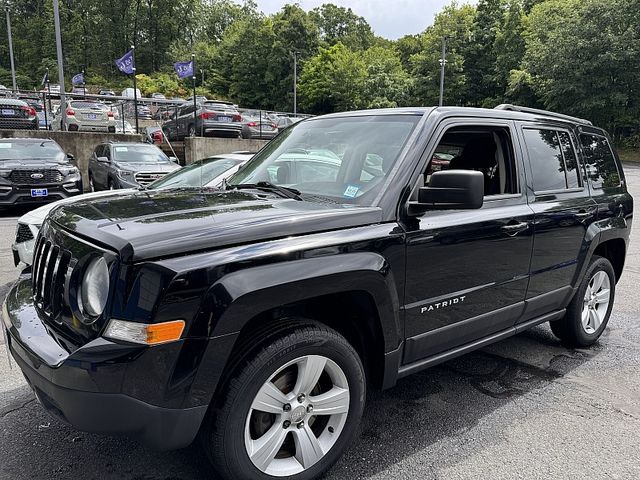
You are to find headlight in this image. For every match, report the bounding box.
[117,169,133,178]
[80,256,110,317]
[60,166,79,176]
[0,169,10,178]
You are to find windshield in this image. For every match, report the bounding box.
[151,157,243,189]
[112,145,169,163]
[0,141,63,160]
[228,115,419,204]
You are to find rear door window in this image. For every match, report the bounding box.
[579,134,621,190]
[523,128,582,192]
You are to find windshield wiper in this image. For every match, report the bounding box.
[230,181,303,201]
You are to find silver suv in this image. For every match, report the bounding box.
[52,100,117,132]
[87,142,180,190]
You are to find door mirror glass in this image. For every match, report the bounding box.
[96,156,109,164]
[409,170,484,215]
[169,156,179,163]
[66,153,74,162]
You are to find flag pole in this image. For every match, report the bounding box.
[42,70,49,130]
[192,53,197,137]
[131,45,139,134]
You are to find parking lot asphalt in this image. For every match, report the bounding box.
[1,168,639,480]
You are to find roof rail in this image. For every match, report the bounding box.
[494,104,593,126]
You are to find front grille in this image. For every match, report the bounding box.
[135,171,168,187]
[15,223,34,243]
[32,236,72,316]
[9,169,63,185]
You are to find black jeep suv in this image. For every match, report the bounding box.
[0,138,82,207]
[2,105,633,480]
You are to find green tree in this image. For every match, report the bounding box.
[362,47,412,108]
[410,3,476,106]
[298,42,367,113]
[522,0,640,132]
[310,4,375,51]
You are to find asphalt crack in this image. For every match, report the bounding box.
[0,397,35,419]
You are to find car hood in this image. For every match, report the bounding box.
[48,189,383,262]
[0,158,68,168]
[19,189,137,226]
[115,162,179,173]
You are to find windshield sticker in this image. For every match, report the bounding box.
[0,143,11,149]
[114,147,128,152]
[343,185,359,198]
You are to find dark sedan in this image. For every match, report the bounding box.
[0,98,38,130]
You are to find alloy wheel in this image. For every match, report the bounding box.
[244,354,350,477]
[581,270,611,334]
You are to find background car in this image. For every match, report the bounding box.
[429,152,455,172]
[143,126,164,144]
[13,152,253,266]
[52,100,116,132]
[240,115,279,139]
[88,142,180,190]
[99,90,116,97]
[0,138,82,211]
[0,98,38,130]
[19,97,51,129]
[163,100,242,139]
[185,95,208,104]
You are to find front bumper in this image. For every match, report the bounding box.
[0,182,82,206]
[1,277,208,450]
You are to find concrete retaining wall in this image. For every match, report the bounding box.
[0,129,142,187]
[184,137,268,164]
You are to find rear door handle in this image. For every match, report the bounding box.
[575,209,596,221]
[501,222,529,236]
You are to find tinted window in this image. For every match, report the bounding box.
[524,128,580,192]
[112,145,168,163]
[558,131,581,188]
[580,134,621,189]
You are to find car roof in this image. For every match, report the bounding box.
[320,106,598,129]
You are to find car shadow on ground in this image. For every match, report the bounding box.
[0,324,602,480]
[0,205,34,219]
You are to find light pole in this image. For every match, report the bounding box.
[200,69,204,87]
[292,51,299,116]
[52,0,67,130]
[5,6,16,92]
[439,36,448,107]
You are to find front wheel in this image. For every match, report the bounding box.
[550,255,615,347]
[202,322,365,480]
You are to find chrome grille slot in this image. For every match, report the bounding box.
[32,237,73,315]
[134,171,168,187]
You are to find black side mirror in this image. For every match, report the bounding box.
[66,153,74,162]
[408,170,484,215]
[96,156,110,164]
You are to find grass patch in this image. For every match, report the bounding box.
[617,149,640,163]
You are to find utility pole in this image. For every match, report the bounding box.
[192,53,197,136]
[292,51,299,116]
[200,69,204,87]
[439,36,448,107]
[52,0,67,130]
[5,7,16,92]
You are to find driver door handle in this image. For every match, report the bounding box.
[501,222,529,236]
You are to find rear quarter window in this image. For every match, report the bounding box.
[579,134,622,190]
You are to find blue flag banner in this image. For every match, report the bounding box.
[174,60,194,79]
[115,50,135,75]
[71,73,85,86]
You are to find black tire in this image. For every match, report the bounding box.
[202,321,366,480]
[550,255,615,347]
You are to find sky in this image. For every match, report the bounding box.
[241,0,477,40]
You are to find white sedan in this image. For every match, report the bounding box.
[13,152,253,266]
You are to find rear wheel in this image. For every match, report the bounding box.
[202,322,365,480]
[550,255,615,347]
